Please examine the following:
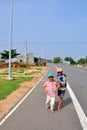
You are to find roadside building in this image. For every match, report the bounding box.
[16,53,34,64]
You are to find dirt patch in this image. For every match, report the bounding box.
[0,66,48,120]
[0,62,27,68]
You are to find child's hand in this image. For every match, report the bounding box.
[56,82,60,89]
[54,88,57,93]
[45,89,48,94]
[43,86,48,94]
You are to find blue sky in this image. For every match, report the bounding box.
[0,0,87,60]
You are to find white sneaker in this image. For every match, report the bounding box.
[51,109,55,113]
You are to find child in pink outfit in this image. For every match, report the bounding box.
[43,72,60,112]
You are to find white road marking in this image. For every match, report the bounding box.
[55,66,87,130]
[0,71,48,126]
[1,66,87,129]
[67,83,87,130]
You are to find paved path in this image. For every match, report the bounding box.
[1,64,87,130]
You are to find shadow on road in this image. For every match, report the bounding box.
[55,97,72,111]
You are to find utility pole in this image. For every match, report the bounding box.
[8,0,14,79]
[25,41,27,63]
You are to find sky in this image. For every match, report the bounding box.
[0,0,87,60]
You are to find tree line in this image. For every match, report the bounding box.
[0,49,87,65]
[0,49,20,59]
[53,56,87,65]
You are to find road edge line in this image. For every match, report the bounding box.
[67,82,87,130]
[0,68,49,126]
[55,65,87,130]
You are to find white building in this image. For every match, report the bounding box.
[16,53,35,64]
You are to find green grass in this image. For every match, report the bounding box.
[18,68,25,73]
[0,68,25,74]
[0,77,33,100]
[12,68,25,74]
[0,70,8,75]
[36,67,42,71]
[25,71,40,75]
[0,68,41,75]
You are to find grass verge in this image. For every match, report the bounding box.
[0,77,33,100]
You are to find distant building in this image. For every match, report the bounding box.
[63,60,70,65]
[0,53,47,65]
[16,53,34,64]
[16,53,47,65]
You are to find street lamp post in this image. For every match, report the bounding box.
[8,0,14,79]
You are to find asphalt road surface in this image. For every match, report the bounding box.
[0,64,87,130]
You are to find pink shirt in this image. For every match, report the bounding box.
[44,80,57,97]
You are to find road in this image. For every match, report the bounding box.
[0,64,87,130]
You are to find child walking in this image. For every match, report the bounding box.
[43,72,60,112]
[56,68,67,112]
